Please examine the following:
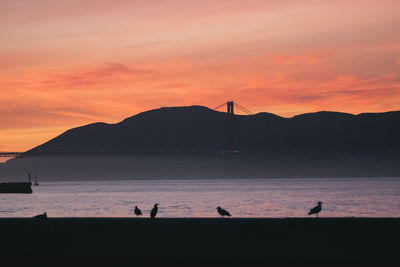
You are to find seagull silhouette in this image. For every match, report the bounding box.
[134,206,142,216]
[308,201,323,217]
[217,206,231,217]
[150,203,159,218]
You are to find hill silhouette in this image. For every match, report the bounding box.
[2,106,400,180]
[27,105,400,154]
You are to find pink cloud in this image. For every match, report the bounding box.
[267,51,334,65]
[37,63,153,89]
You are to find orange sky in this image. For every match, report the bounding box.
[1,0,400,151]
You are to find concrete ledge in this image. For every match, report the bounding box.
[0,218,399,266]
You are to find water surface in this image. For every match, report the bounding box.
[1,177,399,217]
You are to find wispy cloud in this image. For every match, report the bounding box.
[40,63,153,89]
[266,51,334,65]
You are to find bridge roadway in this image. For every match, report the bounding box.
[0,152,22,158]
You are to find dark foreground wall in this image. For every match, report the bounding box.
[0,218,399,266]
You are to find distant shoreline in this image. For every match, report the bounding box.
[2,153,400,180]
[2,176,400,184]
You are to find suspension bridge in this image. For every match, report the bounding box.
[0,101,253,158]
[212,100,253,115]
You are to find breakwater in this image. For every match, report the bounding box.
[0,182,32,193]
[0,218,399,266]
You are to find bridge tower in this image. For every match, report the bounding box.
[227,101,235,152]
[213,101,252,153]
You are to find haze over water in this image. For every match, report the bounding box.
[1,177,399,218]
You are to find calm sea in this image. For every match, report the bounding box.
[1,178,399,218]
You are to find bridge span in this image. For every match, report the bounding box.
[0,152,23,158]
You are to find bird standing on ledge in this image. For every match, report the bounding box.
[150,203,159,218]
[217,206,231,217]
[308,201,323,217]
[134,206,142,216]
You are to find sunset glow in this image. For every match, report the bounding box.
[1,0,400,151]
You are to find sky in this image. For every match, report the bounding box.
[1,0,400,151]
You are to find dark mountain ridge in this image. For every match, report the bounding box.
[27,105,400,155]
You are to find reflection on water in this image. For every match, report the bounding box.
[1,177,399,217]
